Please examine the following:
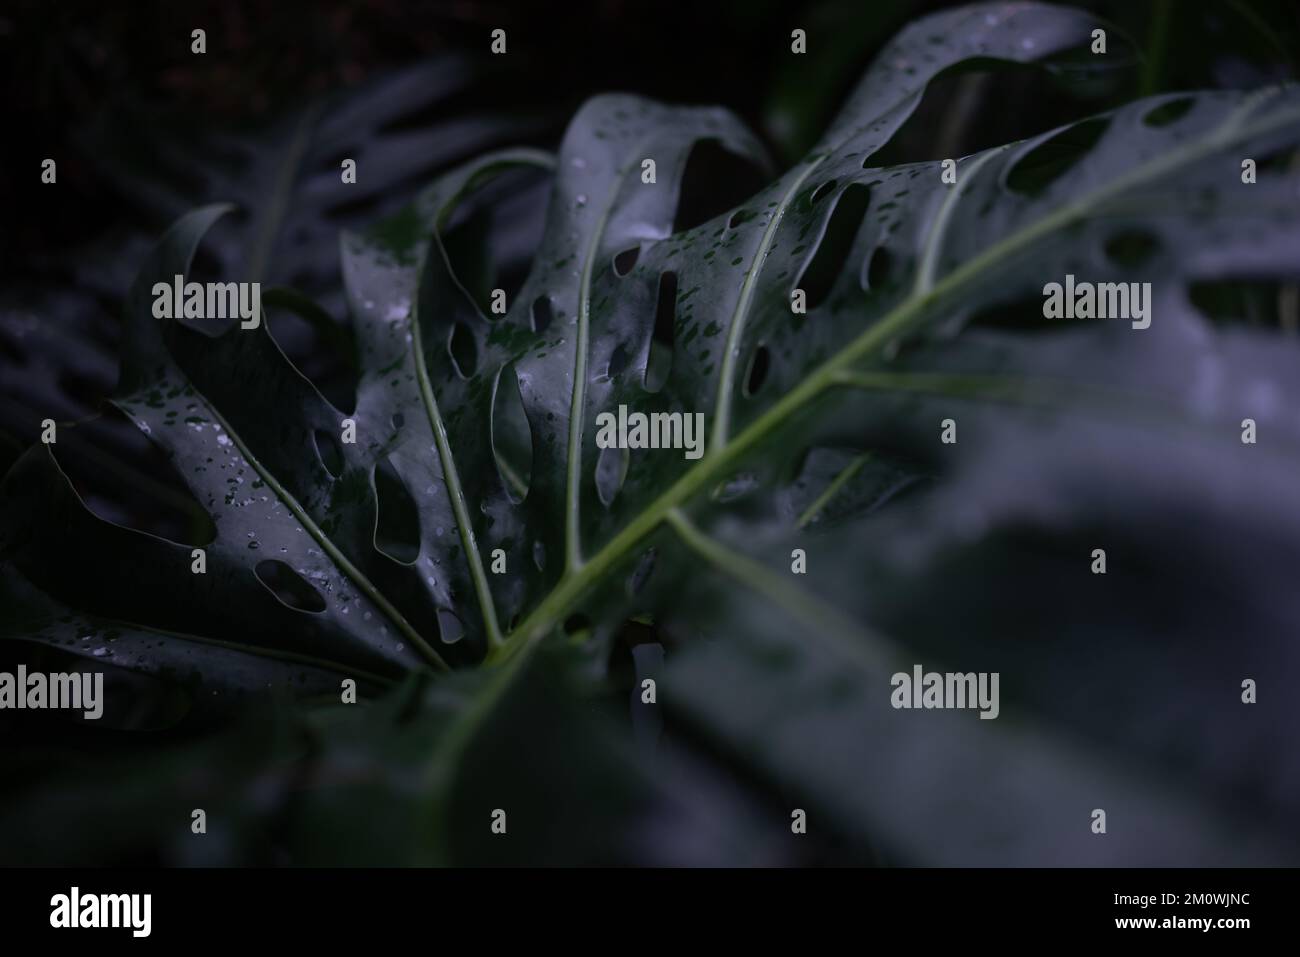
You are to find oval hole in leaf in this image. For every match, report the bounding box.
[643,272,677,394]
[263,293,359,414]
[866,60,1091,167]
[607,344,629,379]
[391,412,405,429]
[448,323,478,378]
[314,429,344,478]
[70,404,217,547]
[491,363,532,502]
[1104,230,1160,268]
[743,344,770,396]
[441,207,491,312]
[436,608,464,644]
[595,444,629,507]
[531,295,555,334]
[728,208,757,229]
[1143,98,1194,128]
[866,245,894,291]
[613,246,640,277]
[796,182,872,310]
[1005,118,1110,197]
[255,560,326,613]
[809,179,838,206]
[439,166,552,318]
[673,139,769,234]
[373,456,420,564]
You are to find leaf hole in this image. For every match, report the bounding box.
[68,404,217,547]
[491,363,533,502]
[263,293,359,414]
[643,271,677,394]
[673,139,768,234]
[796,182,872,310]
[440,166,552,319]
[865,61,1100,167]
[448,323,478,378]
[866,245,894,291]
[728,208,757,228]
[314,429,345,478]
[533,539,546,571]
[809,179,838,206]
[1005,118,1110,197]
[531,295,555,335]
[255,560,327,613]
[743,345,770,397]
[436,609,464,644]
[607,344,629,379]
[613,246,641,277]
[373,456,421,564]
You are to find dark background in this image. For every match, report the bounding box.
[5,0,1298,281]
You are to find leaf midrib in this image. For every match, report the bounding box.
[197,394,451,670]
[410,308,504,649]
[564,147,650,573]
[417,149,554,651]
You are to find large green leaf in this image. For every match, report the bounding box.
[3,2,1299,864]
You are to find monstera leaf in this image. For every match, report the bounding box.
[3,2,1300,865]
